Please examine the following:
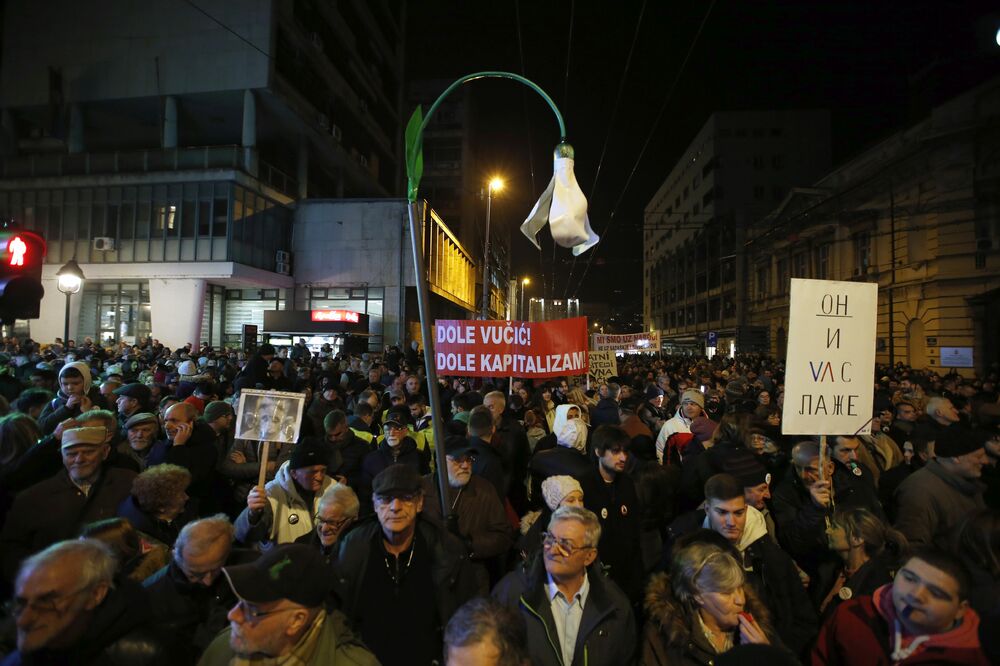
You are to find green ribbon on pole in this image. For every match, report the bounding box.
[405,106,424,203]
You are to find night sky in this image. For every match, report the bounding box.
[406,1,1000,308]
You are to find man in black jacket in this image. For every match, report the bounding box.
[6,539,173,665]
[694,473,819,656]
[580,425,643,606]
[0,427,136,583]
[143,516,256,663]
[324,409,372,492]
[147,402,220,514]
[589,382,622,428]
[333,465,479,666]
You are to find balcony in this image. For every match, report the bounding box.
[0,146,298,199]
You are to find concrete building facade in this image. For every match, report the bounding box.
[643,110,831,352]
[0,0,406,350]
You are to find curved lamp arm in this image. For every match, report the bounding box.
[405,71,567,202]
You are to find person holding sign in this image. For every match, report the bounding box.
[235,438,336,549]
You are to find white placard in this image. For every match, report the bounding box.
[782,278,877,436]
[592,331,660,352]
[235,389,306,443]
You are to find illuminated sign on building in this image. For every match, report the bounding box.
[311,310,360,323]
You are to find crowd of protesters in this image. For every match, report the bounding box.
[0,333,996,665]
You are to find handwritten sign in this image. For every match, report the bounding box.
[434,317,589,378]
[592,331,660,352]
[588,351,618,384]
[782,278,877,436]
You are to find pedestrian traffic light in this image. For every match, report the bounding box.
[0,230,45,322]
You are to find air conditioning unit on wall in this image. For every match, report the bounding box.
[93,237,115,251]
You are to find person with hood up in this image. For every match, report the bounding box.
[811,549,990,665]
[532,402,587,454]
[655,388,707,465]
[529,407,592,504]
[235,438,337,549]
[37,360,107,435]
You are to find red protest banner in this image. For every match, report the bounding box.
[434,317,589,378]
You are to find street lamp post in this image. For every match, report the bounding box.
[404,71,576,525]
[520,277,530,321]
[56,259,85,346]
[481,177,503,319]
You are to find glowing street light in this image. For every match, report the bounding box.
[481,175,506,319]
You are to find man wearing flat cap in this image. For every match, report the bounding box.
[334,464,480,666]
[0,426,136,582]
[113,381,152,438]
[118,411,160,471]
[198,543,378,665]
[236,438,337,549]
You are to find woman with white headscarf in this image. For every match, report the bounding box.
[527,406,592,516]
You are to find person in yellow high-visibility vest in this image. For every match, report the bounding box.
[374,405,436,472]
[408,393,435,462]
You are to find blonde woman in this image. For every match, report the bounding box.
[642,541,780,664]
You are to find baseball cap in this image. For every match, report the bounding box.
[222,544,330,608]
[61,426,108,451]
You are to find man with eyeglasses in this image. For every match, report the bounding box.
[143,516,257,662]
[8,538,173,665]
[198,543,378,665]
[295,483,360,565]
[359,412,431,511]
[333,464,479,666]
[1,427,136,584]
[421,435,513,588]
[492,506,636,666]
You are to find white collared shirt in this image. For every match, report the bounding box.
[546,572,590,666]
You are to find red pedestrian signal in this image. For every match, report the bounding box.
[0,230,46,322]
[7,236,27,266]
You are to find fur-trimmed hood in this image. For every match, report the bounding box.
[643,571,776,649]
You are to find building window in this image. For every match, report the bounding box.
[771,154,783,169]
[753,186,765,200]
[853,231,871,275]
[756,265,770,300]
[815,242,831,279]
[792,252,808,278]
[777,257,790,293]
[752,155,764,170]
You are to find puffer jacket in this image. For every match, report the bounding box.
[492,553,636,666]
[641,570,782,665]
[234,460,336,548]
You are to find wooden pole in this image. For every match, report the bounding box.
[818,435,827,483]
[257,441,271,489]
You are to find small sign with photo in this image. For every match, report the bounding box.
[235,389,306,444]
